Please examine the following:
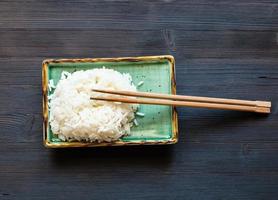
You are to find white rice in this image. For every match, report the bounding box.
[135,112,145,117]
[48,79,55,92]
[137,81,144,87]
[133,119,139,126]
[49,68,138,142]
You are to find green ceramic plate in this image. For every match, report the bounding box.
[42,55,178,148]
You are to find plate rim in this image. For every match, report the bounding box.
[42,55,178,148]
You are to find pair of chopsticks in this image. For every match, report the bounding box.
[91,89,271,113]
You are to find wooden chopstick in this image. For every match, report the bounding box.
[92,89,271,108]
[90,93,270,114]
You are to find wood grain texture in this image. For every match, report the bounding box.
[0,0,277,199]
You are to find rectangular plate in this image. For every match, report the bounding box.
[42,55,178,148]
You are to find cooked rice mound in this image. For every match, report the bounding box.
[49,68,137,142]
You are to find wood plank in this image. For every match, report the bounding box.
[0,30,277,58]
[0,1,277,31]
[0,143,278,199]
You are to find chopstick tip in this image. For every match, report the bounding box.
[255,101,271,108]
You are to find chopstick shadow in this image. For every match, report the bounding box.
[50,145,174,171]
[177,107,271,140]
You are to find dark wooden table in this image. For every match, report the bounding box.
[1,1,278,199]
